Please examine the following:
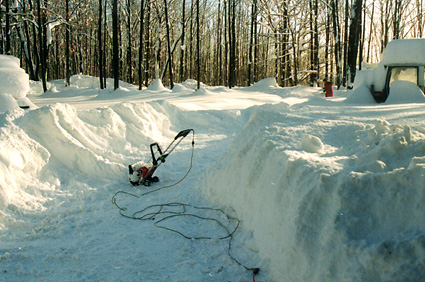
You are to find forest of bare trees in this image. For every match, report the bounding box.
[1,0,424,91]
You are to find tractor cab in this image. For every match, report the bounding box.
[382,64,425,101]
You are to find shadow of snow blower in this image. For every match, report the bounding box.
[129,129,194,186]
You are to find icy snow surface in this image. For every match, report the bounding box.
[1,70,425,281]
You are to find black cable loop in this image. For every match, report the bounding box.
[111,129,259,278]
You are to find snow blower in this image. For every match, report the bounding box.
[129,129,194,186]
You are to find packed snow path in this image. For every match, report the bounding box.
[0,77,279,282]
[1,74,425,281]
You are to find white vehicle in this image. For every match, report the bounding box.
[354,39,425,103]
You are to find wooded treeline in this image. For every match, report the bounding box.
[1,0,424,91]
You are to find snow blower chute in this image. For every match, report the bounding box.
[129,129,194,186]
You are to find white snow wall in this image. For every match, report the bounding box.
[0,102,173,223]
[201,103,425,281]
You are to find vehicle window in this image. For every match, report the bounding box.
[389,67,418,85]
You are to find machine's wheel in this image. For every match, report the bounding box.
[142,179,151,186]
[152,176,159,182]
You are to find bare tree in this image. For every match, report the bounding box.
[164,0,174,89]
[331,0,342,88]
[5,0,10,55]
[196,0,200,89]
[347,0,363,85]
[139,0,145,90]
[98,0,104,89]
[113,0,119,90]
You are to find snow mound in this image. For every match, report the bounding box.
[194,87,212,95]
[386,81,425,104]
[0,113,52,218]
[70,74,136,90]
[201,103,425,281]
[171,83,192,93]
[71,74,102,88]
[0,93,20,113]
[181,79,205,90]
[301,134,324,153]
[345,85,376,104]
[247,78,279,91]
[0,101,175,219]
[0,55,30,98]
[15,104,123,179]
[147,79,170,92]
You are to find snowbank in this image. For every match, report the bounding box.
[147,79,170,92]
[246,77,279,91]
[0,93,20,113]
[386,80,425,104]
[0,55,30,99]
[201,103,425,281]
[0,113,52,216]
[0,100,175,219]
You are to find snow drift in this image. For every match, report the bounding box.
[0,55,30,99]
[0,101,174,218]
[201,103,425,281]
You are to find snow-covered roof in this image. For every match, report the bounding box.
[381,38,425,65]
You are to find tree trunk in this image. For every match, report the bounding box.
[417,0,423,37]
[253,4,258,83]
[5,0,10,55]
[164,0,174,89]
[196,0,200,89]
[0,3,3,54]
[37,0,47,92]
[98,0,104,89]
[281,0,292,86]
[366,1,374,62]
[393,0,403,39]
[139,0,145,90]
[247,0,256,86]
[309,0,318,85]
[127,0,133,84]
[359,1,366,69]
[331,0,342,88]
[65,0,71,85]
[103,0,107,87]
[215,0,221,85]
[228,0,236,88]
[20,2,37,81]
[113,0,119,90]
[347,0,363,85]
[325,0,330,80]
[223,0,228,86]
[342,0,349,86]
[180,0,186,83]
[145,0,151,87]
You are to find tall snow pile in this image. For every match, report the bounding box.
[201,103,425,281]
[0,101,171,223]
[0,55,30,99]
[0,55,33,112]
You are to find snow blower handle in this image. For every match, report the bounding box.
[175,129,193,140]
[150,143,163,165]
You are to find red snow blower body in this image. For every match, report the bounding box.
[129,129,193,186]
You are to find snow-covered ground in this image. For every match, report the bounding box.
[1,55,425,281]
